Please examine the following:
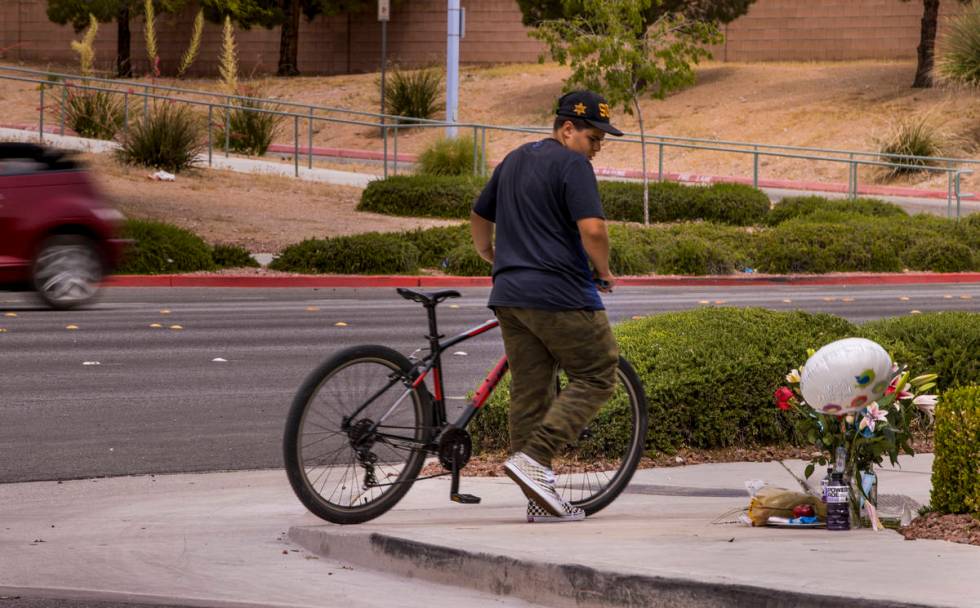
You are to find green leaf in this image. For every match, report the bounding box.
[804,463,815,479]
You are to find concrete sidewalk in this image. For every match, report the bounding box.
[2,457,976,608]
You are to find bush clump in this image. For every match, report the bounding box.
[117,219,216,273]
[936,1,980,87]
[116,101,205,173]
[217,91,282,156]
[417,135,484,176]
[859,312,980,392]
[384,67,443,123]
[767,196,908,226]
[930,386,980,516]
[59,88,126,140]
[212,243,259,268]
[756,220,903,273]
[358,175,485,219]
[269,233,420,274]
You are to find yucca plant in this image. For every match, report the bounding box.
[417,135,485,176]
[70,14,98,77]
[59,86,127,140]
[143,0,159,76]
[876,116,945,180]
[937,0,980,86]
[177,9,205,78]
[116,101,205,173]
[216,87,283,157]
[384,67,444,124]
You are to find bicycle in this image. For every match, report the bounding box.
[283,287,649,525]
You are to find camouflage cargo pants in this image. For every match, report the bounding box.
[495,306,619,468]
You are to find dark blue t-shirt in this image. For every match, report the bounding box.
[472,138,605,311]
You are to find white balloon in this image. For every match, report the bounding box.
[799,338,894,415]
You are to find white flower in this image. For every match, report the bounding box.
[913,395,938,421]
[786,369,801,384]
[845,414,855,425]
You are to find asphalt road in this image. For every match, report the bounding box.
[0,284,977,484]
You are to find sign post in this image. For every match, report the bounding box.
[379,0,390,117]
[446,0,460,138]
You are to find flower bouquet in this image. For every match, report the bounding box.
[775,340,937,530]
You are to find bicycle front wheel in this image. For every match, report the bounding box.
[553,356,648,516]
[283,345,433,525]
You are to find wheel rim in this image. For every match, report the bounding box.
[553,366,644,510]
[296,358,425,512]
[34,243,102,305]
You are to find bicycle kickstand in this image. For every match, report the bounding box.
[449,455,481,504]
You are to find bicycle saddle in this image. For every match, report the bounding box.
[396,288,461,306]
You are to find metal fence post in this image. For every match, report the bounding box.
[481,127,487,177]
[657,141,664,182]
[143,86,149,120]
[947,169,954,219]
[38,84,45,144]
[207,105,213,167]
[393,124,398,176]
[59,86,66,136]
[123,91,129,133]
[294,115,300,177]
[752,146,759,189]
[848,154,856,199]
[472,125,479,175]
[224,99,231,158]
[383,124,388,179]
[308,107,314,170]
[955,171,962,220]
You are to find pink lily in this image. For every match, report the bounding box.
[859,403,888,433]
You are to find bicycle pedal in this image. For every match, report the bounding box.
[450,493,481,504]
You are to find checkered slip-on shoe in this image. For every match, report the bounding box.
[527,500,585,523]
[503,451,566,517]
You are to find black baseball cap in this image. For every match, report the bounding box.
[555,90,624,137]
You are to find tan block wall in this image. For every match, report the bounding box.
[0,0,967,75]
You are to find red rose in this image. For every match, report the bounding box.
[774,387,794,411]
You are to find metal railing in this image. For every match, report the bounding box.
[1,64,975,218]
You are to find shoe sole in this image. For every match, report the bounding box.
[527,513,586,523]
[504,461,564,517]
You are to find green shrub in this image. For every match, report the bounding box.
[212,243,259,268]
[116,101,204,173]
[904,237,977,272]
[859,312,980,392]
[358,175,485,219]
[384,67,443,123]
[269,233,420,274]
[417,135,485,176]
[399,224,469,268]
[471,308,857,456]
[116,219,215,274]
[756,220,903,273]
[767,196,908,226]
[59,87,126,140]
[444,243,491,276]
[655,235,737,275]
[937,1,980,87]
[930,385,980,516]
[696,183,771,226]
[607,225,655,275]
[877,116,944,180]
[217,92,282,156]
[597,181,769,226]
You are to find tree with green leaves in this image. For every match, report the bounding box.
[902,0,972,88]
[517,0,755,30]
[278,1,377,77]
[46,0,187,77]
[532,0,720,225]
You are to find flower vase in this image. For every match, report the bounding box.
[847,469,878,529]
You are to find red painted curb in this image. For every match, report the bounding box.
[104,272,980,289]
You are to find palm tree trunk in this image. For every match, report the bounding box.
[278,0,301,76]
[913,0,941,88]
[116,5,132,78]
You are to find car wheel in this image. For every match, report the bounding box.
[32,235,104,310]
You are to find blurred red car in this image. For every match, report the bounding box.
[0,143,128,309]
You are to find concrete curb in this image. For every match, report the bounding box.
[0,586,282,608]
[102,272,980,289]
[288,527,932,608]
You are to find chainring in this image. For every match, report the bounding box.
[437,426,473,470]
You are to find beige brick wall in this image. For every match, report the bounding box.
[0,0,966,75]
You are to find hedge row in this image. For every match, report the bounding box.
[117,220,258,274]
[931,386,980,516]
[267,211,978,276]
[469,309,980,458]
[359,176,771,226]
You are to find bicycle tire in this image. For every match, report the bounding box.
[283,345,433,525]
[560,356,649,516]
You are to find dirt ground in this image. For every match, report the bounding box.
[83,154,459,252]
[2,60,978,192]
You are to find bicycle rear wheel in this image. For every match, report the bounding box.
[283,345,433,525]
[553,356,648,516]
